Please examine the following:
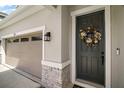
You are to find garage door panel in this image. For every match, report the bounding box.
[6,56,20,67]
[6,43,21,67]
[6,34,42,78]
[17,59,42,78]
[6,43,21,56]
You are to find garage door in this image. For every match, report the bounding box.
[6,33,42,78]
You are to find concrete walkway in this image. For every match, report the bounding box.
[0,64,41,88]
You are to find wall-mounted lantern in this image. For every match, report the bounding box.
[44,32,51,41]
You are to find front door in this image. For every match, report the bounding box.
[76,10,105,85]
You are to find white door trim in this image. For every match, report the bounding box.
[71,5,111,88]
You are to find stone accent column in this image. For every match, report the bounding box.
[41,6,72,88]
[41,61,72,88]
[62,65,72,87]
[41,65,62,88]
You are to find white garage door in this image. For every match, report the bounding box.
[6,33,42,78]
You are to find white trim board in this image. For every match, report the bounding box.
[1,26,45,39]
[1,34,14,39]
[41,60,71,69]
[43,5,57,11]
[71,5,108,16]
[74,81,96,88]
[71,5,111,88]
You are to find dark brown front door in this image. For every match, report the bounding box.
[76,10,105,85]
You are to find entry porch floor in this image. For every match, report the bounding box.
[0,64,41,88]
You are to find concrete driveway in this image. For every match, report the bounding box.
[0,64,41,88]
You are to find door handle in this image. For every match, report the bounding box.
[101,56,104,65]
[101,51,104,65]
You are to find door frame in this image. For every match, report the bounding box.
[71,5,111,88]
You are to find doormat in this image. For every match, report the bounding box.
[73,85,83,88]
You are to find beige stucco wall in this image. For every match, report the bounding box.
[111,5,124,87]
[0,6,62,63]
[0,5,90,67]
[61,6,70,62]
[111,5,119,88]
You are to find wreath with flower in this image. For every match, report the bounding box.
[80,26,101,47]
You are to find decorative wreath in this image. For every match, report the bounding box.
[80,26,101,47]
